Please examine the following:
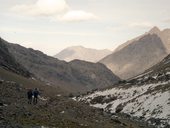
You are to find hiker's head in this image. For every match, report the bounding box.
[35,88,37,90]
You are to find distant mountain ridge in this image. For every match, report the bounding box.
[54,46,111,62]
[1,38,119,93]
[100,27,170,79]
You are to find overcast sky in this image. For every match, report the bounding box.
[0,0,170,55]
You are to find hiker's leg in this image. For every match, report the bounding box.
[33,98,35,104]
[34,98,37,104]
[30,98,32,104]
[34,97,37,105]
[28,97,31,104]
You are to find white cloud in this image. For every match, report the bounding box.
[11,0,98,22]
[11,0,69,16]
[57,10,98,22]
[129,22,153,28]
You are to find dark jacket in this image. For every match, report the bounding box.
[27,90,33,99]
[33,90,39,98]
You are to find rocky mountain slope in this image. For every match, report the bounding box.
[0,67,155,128]
[100,27,170,79]
[76,53,170,128]
[54,46,111,62]
[0,38,30,77]
[69,59,119,89]
[149,27,170,53]
[114,27,161,53]
[1,38,119,93]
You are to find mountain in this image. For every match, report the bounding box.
[100,33,167,79]
[100,27,170,79]
[0,38,31,77]
[69,59,119,89]
[54,46,112,62]
[1,38,119,93]
[76,53,170,128]
[151,27,170,53]
[113,26,161,53]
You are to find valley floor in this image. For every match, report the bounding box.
[0,78,156,128]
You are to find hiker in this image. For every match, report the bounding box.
[33,88,39,105]
[27,89,33,104]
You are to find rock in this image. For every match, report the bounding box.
[0,103,3,106]
[90,96,106,104]
[24,112,32,117]
[0,80,3,84]
[60,111,65,114]
[115,104,124,113]
[0,116,5,120]
[111,118,122,124]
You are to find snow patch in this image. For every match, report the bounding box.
[76,81,170,127]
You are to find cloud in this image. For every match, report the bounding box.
[128,22,153,28]
[11,0,98,22]
[57,10,98,22]
[11,0,69,16]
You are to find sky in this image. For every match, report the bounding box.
[0,0,170,56]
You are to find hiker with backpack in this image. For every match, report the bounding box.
[33,88,39,105]
[27,89,33,104]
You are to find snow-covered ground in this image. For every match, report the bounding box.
[76,81,170,127]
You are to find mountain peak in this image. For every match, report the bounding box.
[68,45,84,49]
[149,26,160,34]
[54,46,111,62]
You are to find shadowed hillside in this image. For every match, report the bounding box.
[0,38,31,77]
[1,37,119,93]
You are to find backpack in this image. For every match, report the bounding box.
[34,90,39,97]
